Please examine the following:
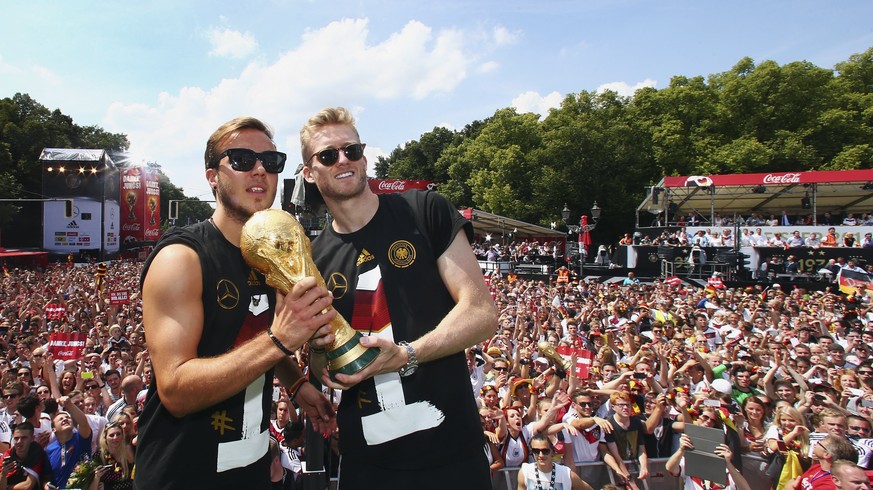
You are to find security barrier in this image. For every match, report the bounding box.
[493,453,772,490]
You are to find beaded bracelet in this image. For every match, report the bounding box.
[267,327,295,356]
[288,377,307,401]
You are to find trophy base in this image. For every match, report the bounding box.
[325,330,380,382]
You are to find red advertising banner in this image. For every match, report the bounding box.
[109,289,130,305]
[555,346,594,379]
[121,167,146,243]
[120,165,161,244]
[48,333,87,360]
[368,179,436,194]
[144,166,161,242]
[662,169,873,188]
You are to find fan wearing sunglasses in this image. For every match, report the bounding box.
[301,107,498,488]
[518,433,592,490]
[136,117,336,490]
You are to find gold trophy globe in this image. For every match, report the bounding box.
[241,208,379,381]
[537,341,573,372]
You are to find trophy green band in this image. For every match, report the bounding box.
[241,208,379,381]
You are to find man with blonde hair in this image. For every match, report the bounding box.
[301,107,497,488]
[831,460,872,489]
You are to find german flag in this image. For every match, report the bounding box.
[837,268,873,296]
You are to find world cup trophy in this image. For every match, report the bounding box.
[537,341,573,372]
[241,209,379,381]
[125,191,137,222]
[147,196,157,226]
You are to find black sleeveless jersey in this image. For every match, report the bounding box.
[312,190,487,471]
[135,221,275,489]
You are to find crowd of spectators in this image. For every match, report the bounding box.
[473,240,563,266]
[665,210,873,228]
[633,226,873,250]
[469,271,873,489]
[5,250,873,489]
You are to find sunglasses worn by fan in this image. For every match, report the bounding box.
[210,148,287,174]
[309,143,365,166]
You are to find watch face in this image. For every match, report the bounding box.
[399,364,418,377]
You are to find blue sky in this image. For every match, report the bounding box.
[2,1,872,201]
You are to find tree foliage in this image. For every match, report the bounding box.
[378,47,873,241]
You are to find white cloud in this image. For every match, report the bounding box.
[511,90,564,119]
[492,25,519,46]
[206,27,258,59]
[104,18,479,198]
[31,65,61,85]
[478,60,499,74]
[596,78,657,97]
[0,55,18,74]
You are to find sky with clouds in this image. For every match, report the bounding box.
[2,1,872,201]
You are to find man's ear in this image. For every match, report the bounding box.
[206,168,217,189]
[302,165,315,183]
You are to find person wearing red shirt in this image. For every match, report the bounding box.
[785,435,858,490]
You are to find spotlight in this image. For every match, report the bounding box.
[751,185,766,194]
[862,182,873,191]
[801,197,811,209]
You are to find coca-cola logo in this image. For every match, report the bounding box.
[762,173,801,184]
[122,223,142,231]
[377,180,406,191]
[144,228,160,238]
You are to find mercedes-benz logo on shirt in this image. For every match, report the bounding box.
[216,279,240,310]
[327,273,348,300]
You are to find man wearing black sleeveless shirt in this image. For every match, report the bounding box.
[300,107,497,489]
[136,117,336,489]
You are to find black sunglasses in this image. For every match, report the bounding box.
[210,148,286,174]
[309,143,365,166]
[530,448,551,455]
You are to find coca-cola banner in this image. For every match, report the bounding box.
[368,179,437,194]
[48,333,87,360]
[120,166,161,245]
[663,169,873,188]
[144,166,161,242]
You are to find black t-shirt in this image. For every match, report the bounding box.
[311,190,485,470]
[604,415,645,460]
[135,221,275,489]
[644,416,675,458]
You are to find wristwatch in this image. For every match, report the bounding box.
[398,341,419,377]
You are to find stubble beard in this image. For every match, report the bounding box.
[215,175,274,225]
[319,171,368,203]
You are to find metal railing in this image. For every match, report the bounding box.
[492,453,772,490]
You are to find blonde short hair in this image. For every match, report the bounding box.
[299,107,359,165]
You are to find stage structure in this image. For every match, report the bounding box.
[637,169,873,227]
[40,149,120,260]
